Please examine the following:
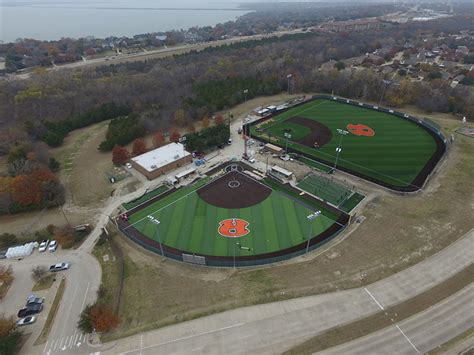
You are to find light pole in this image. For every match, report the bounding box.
[147,215,164,257]
[243,89,248,102]
[333,147,342,172]
[233,242,251,269]
[287,74,293,95]
[306,211,321,254]
[284,132,292,155]
[333,129,348,173]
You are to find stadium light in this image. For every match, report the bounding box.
[147,215,164,257]
[333,147,343,172]
[287,74,293,95]
[284,132,292,155]
[306,211,321,254]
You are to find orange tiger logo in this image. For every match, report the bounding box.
[218,218,250,238]
[346,123,375,137]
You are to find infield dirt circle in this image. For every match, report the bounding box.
[287,116,333,147]
[197,171,272,209]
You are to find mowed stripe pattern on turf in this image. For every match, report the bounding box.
[129,188,335,257]
[256,99,437,187]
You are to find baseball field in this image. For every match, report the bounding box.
[250,98,444,190]
[121,168,345,261]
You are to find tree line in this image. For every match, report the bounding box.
[0,15,472,159]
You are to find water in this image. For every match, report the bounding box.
[0,0,251,42]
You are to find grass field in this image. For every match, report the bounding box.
[297,174,352,206]
[126,177,338,257]
[252,99,439,188]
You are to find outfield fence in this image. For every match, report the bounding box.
[244,94,447,193]
[117,163,350,267]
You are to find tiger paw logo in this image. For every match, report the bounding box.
[346,123,375,137]
[218,218,250,238]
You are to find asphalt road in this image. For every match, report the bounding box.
[321,283,474,355]
[7,29,304,81]
[99,229,473,355]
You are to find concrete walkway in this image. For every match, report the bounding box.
[95,230,473,355]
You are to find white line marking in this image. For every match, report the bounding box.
[121,323,245,354]
[364,288,385,310]
[139,334,144,355]
[80,281,91,311]
[396,325,421,354]
[68,334,74,348]
[43,340,49,354]
[58,336,65,349]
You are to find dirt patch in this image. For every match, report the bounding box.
[286,116,333,147]
[197,171,271,209]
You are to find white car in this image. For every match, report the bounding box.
[17,316,36,326]
[48,240,58,252]
[49,262,70,272]
[125,163,132,169]
[38,240,49,252]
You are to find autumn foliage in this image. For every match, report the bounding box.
[112,145,129,165]
[152,130,165,147]
[90,305,119,332]
[79,304,119,333]
[170,130,181,143]
[132,138,147,156]
[215,115,225,125]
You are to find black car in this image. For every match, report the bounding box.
[17,304,43,318]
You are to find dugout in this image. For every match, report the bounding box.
[264,143,283,155]
[175,167,196,182]
[271,165,293,179]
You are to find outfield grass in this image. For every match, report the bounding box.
[339,192,365,213]
[252,99,438,188]
[127,177,338,257]
[297,174,352,206]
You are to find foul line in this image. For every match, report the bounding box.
[364,288,385,310]
[123,178,211,230]
[120,323,245,354]
[396,325,421,354]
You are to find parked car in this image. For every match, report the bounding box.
[279,154,290,161]
[18,304,43,318]
[49,262,70,272]
[17,316,36,326]
[26,294,45,305]
[48,240,58,252]
[125,163,132,169]
[38,240,49,252]
[227,138,232,145]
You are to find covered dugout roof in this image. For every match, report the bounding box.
[131,142,191,172]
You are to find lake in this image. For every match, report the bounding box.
[0,0,252,42]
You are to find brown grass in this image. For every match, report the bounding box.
[32,275,55,292]
[0,266,14,300]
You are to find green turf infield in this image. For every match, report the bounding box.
[297,174,352,206]
[251,99,439,188]
[126,177,339,257]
